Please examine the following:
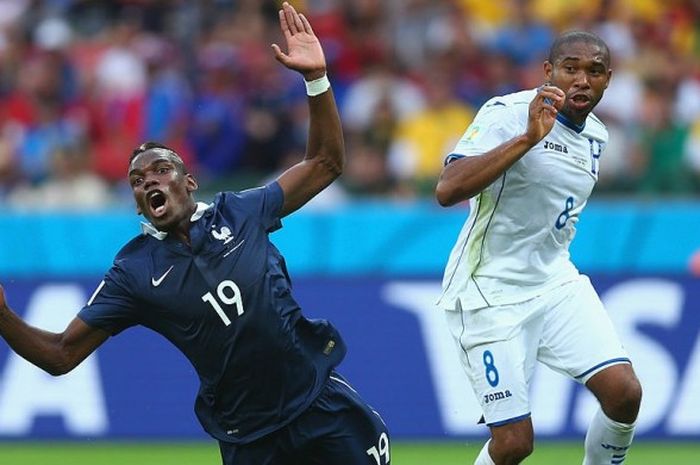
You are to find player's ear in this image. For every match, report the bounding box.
[136,204,142,215]
[186,174,198,193]
[544,61,553,82]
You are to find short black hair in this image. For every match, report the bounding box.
[129,142,188,173]
[548,31,611,68]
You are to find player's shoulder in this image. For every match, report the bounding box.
[219,186,265,203]
[584,111,608,141]
[115,234,150,259]
[482,89,534,109]
[112,234,155,270]
[212,188,261,216]
[106,234,152,285]
[218,183,278,204]
[476,89,534,120]
[216,182,283,214]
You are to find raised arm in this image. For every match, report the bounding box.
[0,285,109,376]
[271,2,343,217]
[435,85,565,206]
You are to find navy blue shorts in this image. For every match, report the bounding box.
[219,373,391,465]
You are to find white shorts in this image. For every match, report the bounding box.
[445,275,630,427]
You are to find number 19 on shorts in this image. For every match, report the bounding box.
[366,432,390,464]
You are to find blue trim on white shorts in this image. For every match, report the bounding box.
[486,412,531,427]
[575,357,631,380]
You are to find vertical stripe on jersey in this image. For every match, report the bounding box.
[443,173,507,303]
[443,193,482,295]
[470,172,507,304]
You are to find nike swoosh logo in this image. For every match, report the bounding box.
[223,240,245,258]
[151,265,174,287]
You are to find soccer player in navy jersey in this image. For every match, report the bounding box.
[0,3,390,464]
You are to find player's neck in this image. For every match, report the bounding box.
[171,227,191,246]
[558,110,587,131]
[168,204,197,246]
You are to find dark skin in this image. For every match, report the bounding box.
[0,2,343,377]
[546,40,611,126]
[128,150,199,244]
[435,40,611,206]
[487,365,642,465]
[436,41,641,464]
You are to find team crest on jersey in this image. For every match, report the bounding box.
[211,225,234,244]
[543,140,569,154]
[464,125,480,142]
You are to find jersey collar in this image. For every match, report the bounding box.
[140,201,213,240]
[556,112,586,133]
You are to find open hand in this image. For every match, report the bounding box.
[526,85,565,145]
[271,2,326,81]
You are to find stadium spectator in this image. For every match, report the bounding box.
[0,0,698,205]
[33,17,81,105]
[685,118,700,187]
[388,66,475,197]
[0,4,390,464]
[8,52,87,185]
[489,0,555,66]
[341,52,425,135]
[342,92,398,197]
[590,59,644,192]
[188,39,247,182]
[636,77,694,194]
[88,11,148,183]
[8,143,112,210]
[137,34,193,162]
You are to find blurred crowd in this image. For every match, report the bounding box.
[0,0,699,210]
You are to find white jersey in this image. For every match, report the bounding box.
[438,89,608,311]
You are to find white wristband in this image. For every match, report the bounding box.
[305,74,331,96]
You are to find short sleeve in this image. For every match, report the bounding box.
[78,266,140,335]
[228,182,284,233]
[447,99,523,163]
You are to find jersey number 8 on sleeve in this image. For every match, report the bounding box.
[201,279,244,326]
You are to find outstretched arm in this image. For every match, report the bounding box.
[0,285,109,376]
[435,85,565,206]
[271,2,344,217]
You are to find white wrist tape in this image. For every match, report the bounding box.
[305,74,331,96]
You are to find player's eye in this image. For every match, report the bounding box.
[131,177,144,187]
[157,167,170,175]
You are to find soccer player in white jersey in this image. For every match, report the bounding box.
[435,31,642,465]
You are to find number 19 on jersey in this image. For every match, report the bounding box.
[201,279,244,326]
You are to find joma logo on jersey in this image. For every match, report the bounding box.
[543,141,569,153]
[483,389,512,404]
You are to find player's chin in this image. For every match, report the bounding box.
[563,103,591,119]
[568,97,596,113]
[145,211,171,230]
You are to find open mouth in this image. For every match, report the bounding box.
[570,94,591,108]
[148,191,167,218]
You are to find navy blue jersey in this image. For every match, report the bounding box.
[78,182,346,444]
